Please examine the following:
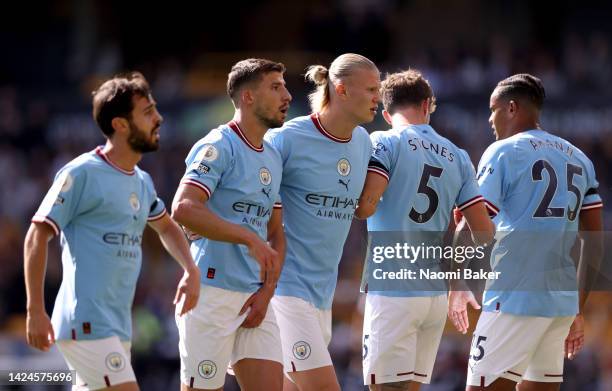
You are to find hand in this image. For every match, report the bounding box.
[448,290,481,334]
[238,286,274,328]
[245,234,279,282]
[174,267,201,316]
[565,314,585,360]
[26,310,55,351]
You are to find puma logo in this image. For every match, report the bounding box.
[338,179,350,191]
[262,188,271,199]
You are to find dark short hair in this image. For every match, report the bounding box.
[381,69,434,114]
[92,72,151,137]
[226,58,285,105]
[494,73,546,109]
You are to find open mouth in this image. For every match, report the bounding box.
[279,106,289,115]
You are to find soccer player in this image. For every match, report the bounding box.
[453,74,604,391]
[355,69,494,391]
[24,72,201,390]
[264,53,380,391]
[171,58,291,391]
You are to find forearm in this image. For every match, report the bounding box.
[266,228,286,287]
[24,226,50,313]
[157,219,199,273]
[173,198,258,246]
[577,235,603,313]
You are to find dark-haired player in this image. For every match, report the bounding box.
[172,58,291,391]
[25,72,201,390]
[356,69,493,391]
[457,74,603,390]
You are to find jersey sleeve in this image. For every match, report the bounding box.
[367,131,393,182]
[476,143,509,217]
[274,193,282,209]
[31,166,86,236]
[581,157,603,211]
[142,172,167,221]
[455,149,485,211]
[180,131,232,199]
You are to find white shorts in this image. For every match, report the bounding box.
[272,295,333,373]
[56,336,135,390]
[467,311,575,387]
[176,284,283,390]
[362,294,447,385]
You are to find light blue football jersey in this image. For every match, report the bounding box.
[366,124,483,296]
[32,147,166,341]
[478,129,603,317]
[265,114,372,309]
[181,121,282,293]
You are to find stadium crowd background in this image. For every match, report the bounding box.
[1,1,611,390]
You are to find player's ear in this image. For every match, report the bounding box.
[335,82,347,100]
[421,99,429,116]
[382,110,392,125]
[508,100,518,115]
[241,88,255,106]
[111,117,130,135]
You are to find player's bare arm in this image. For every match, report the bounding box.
[565,207,604,359]
[356,172,389,219]
[448,202,494,334]
[23,221,56,351]
[172,183,278,281]
[239,207,285,329]
[148,212,201,315]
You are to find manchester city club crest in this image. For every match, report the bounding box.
[292,341,311,360]
[337,158,351,176]
[198,360,217,379]
[105,352,125,372]
[259,167,272,185]
[199,145,219,162]
[129,192,140,211]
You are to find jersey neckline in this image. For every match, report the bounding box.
[94,146,136,175]
[310,113,352,143]
[228,121,264,152]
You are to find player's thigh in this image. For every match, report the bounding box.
[176,285,247,390]
[180,383,222,391]
[466,377,517,391]
[369,380,422,391]
[413,295,447,384]
[233,358,283,391]
[517,380,560,391]
[56,336,136,390]
[521,315,573,385]
[272,296,334,374]
[466,312,552,388]
[363,294,433,386]
[230,301,283,388]
[286,365,340,391]
[105,383,139,391]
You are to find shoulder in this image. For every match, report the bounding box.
[134,166,154,186]
[353,125,372,147]
[189,126,234,160]
[263,138,283,162]
[480,138,516,163]
[59,150,102,178]
[270,115,313,137]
